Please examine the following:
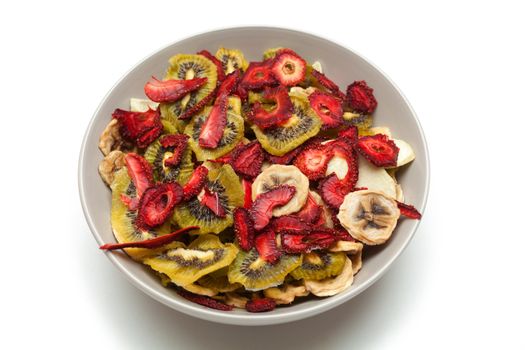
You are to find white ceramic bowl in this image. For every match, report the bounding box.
[78,26,429,326]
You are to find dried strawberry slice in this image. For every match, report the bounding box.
[327,140,359,186]
[230,141,264,179]
[177,289,233,311]
[100,226,198,250]
[233,208,255,251]
[124,153,154,198]
[281,229,337,253]
[293,193,322,223]
[308,90,343,129]
[178,87,216,120]
[200,187,226,218]
[319,174,352,208]
[197,50,225,82]
[311,69,346,100]
[339,125,358,144]
[255,228,282,264]
[246,298,276,313]
[333,227,355,241]
[271,49,307,86]
[136,183,183,228]
[271,216,311,235]
[396,201,422,219]
[198,94,228,149]
[250,185,296,231]
[239,60,277,90]
[346,80,377,114]
[144,76,207,103]
[182,165,208,201]
[216,70,240,99]
[159,134,189,168]
[112,108,163,148]
[242,179,253,209]
[266,146,303,165]
[249,86,293,129]
[355,134,399,167]
[120,193,139,211]
[293,143,333,180]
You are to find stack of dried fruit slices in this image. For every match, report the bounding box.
[97,47,422,313]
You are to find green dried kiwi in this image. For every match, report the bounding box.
[144,137,193,185]
[172,164,243,234]
[159,54,218,130]
[110,168,172,261]
[161,118,180,134]
[252,95,322,156]
[143,234,239,287]
[215,47,249,74]
[262,47,284,60]
[228,249,303,291]
[227,96,242,115]
[290,251,346,281]
[198,270,242,292]
[343,112,373,135]
[299,65,317,88]
[184,107,244,161]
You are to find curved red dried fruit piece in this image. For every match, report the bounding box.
[99,226,198,250]
[112,108,163,148]
[136,182,183,228]
[311,69,346,100]
[200,187,226,218]
[396,201,422,220]
[239,60,277,90]
[281,234,309,253]
[124,153,154,198]
[266,146,303,165]
[216,70,240,99]
[338,125,358,144]
[250,185,296,231]
[271,216,312,235]
[318,174,352,208]
[271,49,307,86]
[178,87,216,120]
[255,228,282,264]
[246,298,276,313]
[281,229,338,253]
[120,193,139,211]
[197,50,225,82]
[242,179,253,209]
[144,76,208,103]
[346,80,377,114]
[355,134,399,167]
[233,208,255,251]
[249,86,293,129]
[177,289,233,311]
[308,90,343,129]
[333,227,355,241]
[293,143,334,180]
[198,94,228,149]
[230,141,264,179]
[182,165,208,201]
[327,139,359,187]
[293,193,322,223]
[159,134,189,168]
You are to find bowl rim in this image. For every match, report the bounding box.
[78,25,430,326]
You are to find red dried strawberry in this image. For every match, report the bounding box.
[319,174,352,208]
[293,193,322,223]
[230,141,264,179]
[120,193,139,211]
[356,134,399,167]
[112,108,163,148]
[233,208,255,251]
[271,49,306,86]
[250,185,296,230]
[100,226,198,250]
[136,183,183,228]
[346,80,377,114]
[159,134,189,168]
[200,187,226,218]
[239,60,277,90]
[242,179,253,209]
[266,146,303,165]
[293,143,333,180]
[216,69,240,99]
[197,50,225,82]
[280,234,309,253]
[198,94,228,149]
[397,201,422,219]
[311,70,346,100]
[255,228,282,264]
[281,229,337,253]
[271,216,311,235]
[308,90,343,129]
[177,289,233,311]
[178,88,216,120]
[333,227,355,241]
[235,84,248,102]
[144,76,207,103]
[339,126,358,144]
[327,140,359,186]
[182,165,208,201]
[249,86,293,129]
[124,153,154,198]
[246,298,276,313]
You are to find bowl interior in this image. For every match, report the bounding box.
[79,27,429,326]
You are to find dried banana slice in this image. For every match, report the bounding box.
[98,150,125,186]
[263,283,309,305]
[328,241,364,275]
[251,164,309,216]
[355,155,397,198]
[388,139,416,168]
[337,190,401,245]
[304,257,354,297]
[129,98,159,112]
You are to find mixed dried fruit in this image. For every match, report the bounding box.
[97,47,422,313]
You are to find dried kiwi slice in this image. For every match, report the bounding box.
[197,267,242,292]
[159,54,218,130]
[143,234,239,287]
[262,47,284,60]
[253,95,322,156]
[215,47,249,74]
[290,251,346,281]
[228,249,302,291]
[184,107,244,161]
[227,96,242,115]
[343,112,373,135]
[144,137,193,185]
[172,164,243,234]
[110,168,171,261]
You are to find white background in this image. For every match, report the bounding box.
[1,1,524,349]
